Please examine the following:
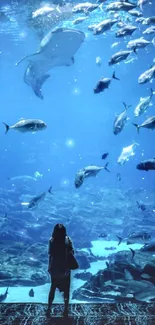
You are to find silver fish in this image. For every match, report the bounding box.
[72,2,99,13]
[128,9,143,17]
[109,50,136,65]
[93,19,117,35]
[134,88,154,117]
[115,25,137,37]
[127,37,150,50]
[27,4,74,38]
[127,231,151,245]
[118,142,138,165]
[143,16,155,25]
[136,17,145,23]
[75,163,110,188]
[143,26,155,35]
[28,186,53,209]
[106,1,136,12]
[72,17,88,25]
[133,116,155,132]
[137,0,151,11]
[116,231,151,245]
[113,102,131,135]
[138,65,155,84]
[3,119,47,134]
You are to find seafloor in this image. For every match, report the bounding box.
[0,187,155,304]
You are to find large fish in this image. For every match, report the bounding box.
[138,65,155,84]
[16,28,85,99]
[136,158,155,171]
[118,142,138,165]
[28,186,53,209]
[113,102,131,135]
[133,116,155,132]
[115,25,137,37]
[106,1,136,12]
[3,119,47,134]
[92,19,117,35]
[134,89,154,117]
[74,163,110,188]
[94,71,120,93]
[141,239,155,252]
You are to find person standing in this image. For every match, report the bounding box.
[47,224,74,317]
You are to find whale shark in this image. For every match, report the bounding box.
[16,28,85,99]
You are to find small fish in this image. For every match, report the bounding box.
[132,116,155,133]
[136,201,146,211]
[96,56,102,66]
[117,173,121,181]
[3,119,47,134]
[28,186,53,209]
[116,235,123,245]
[111,42,119,48]
[0,288,8,302]
[136,158,155,171]
[141,273,151,279]
[101,152,109,160]
[72,17,88,25]
[29,288,34,297]
[129,248,135,260]
[94,71,120,94]
[99,232,108,238]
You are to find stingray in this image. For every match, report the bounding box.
[16,28,85,99]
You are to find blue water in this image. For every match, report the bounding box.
[0,0,155,304]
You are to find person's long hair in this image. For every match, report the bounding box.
[51,224,67,255]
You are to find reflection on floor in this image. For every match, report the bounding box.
[0,303,155,325]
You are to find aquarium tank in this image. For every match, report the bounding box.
[0,0,155,306]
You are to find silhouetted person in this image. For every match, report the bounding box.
[47,224,74,317]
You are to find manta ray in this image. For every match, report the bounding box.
[16,28,85,99]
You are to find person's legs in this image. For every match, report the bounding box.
[47,278,56,313]
[63,275,70,317]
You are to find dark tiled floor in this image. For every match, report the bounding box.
[0,303,155,324]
